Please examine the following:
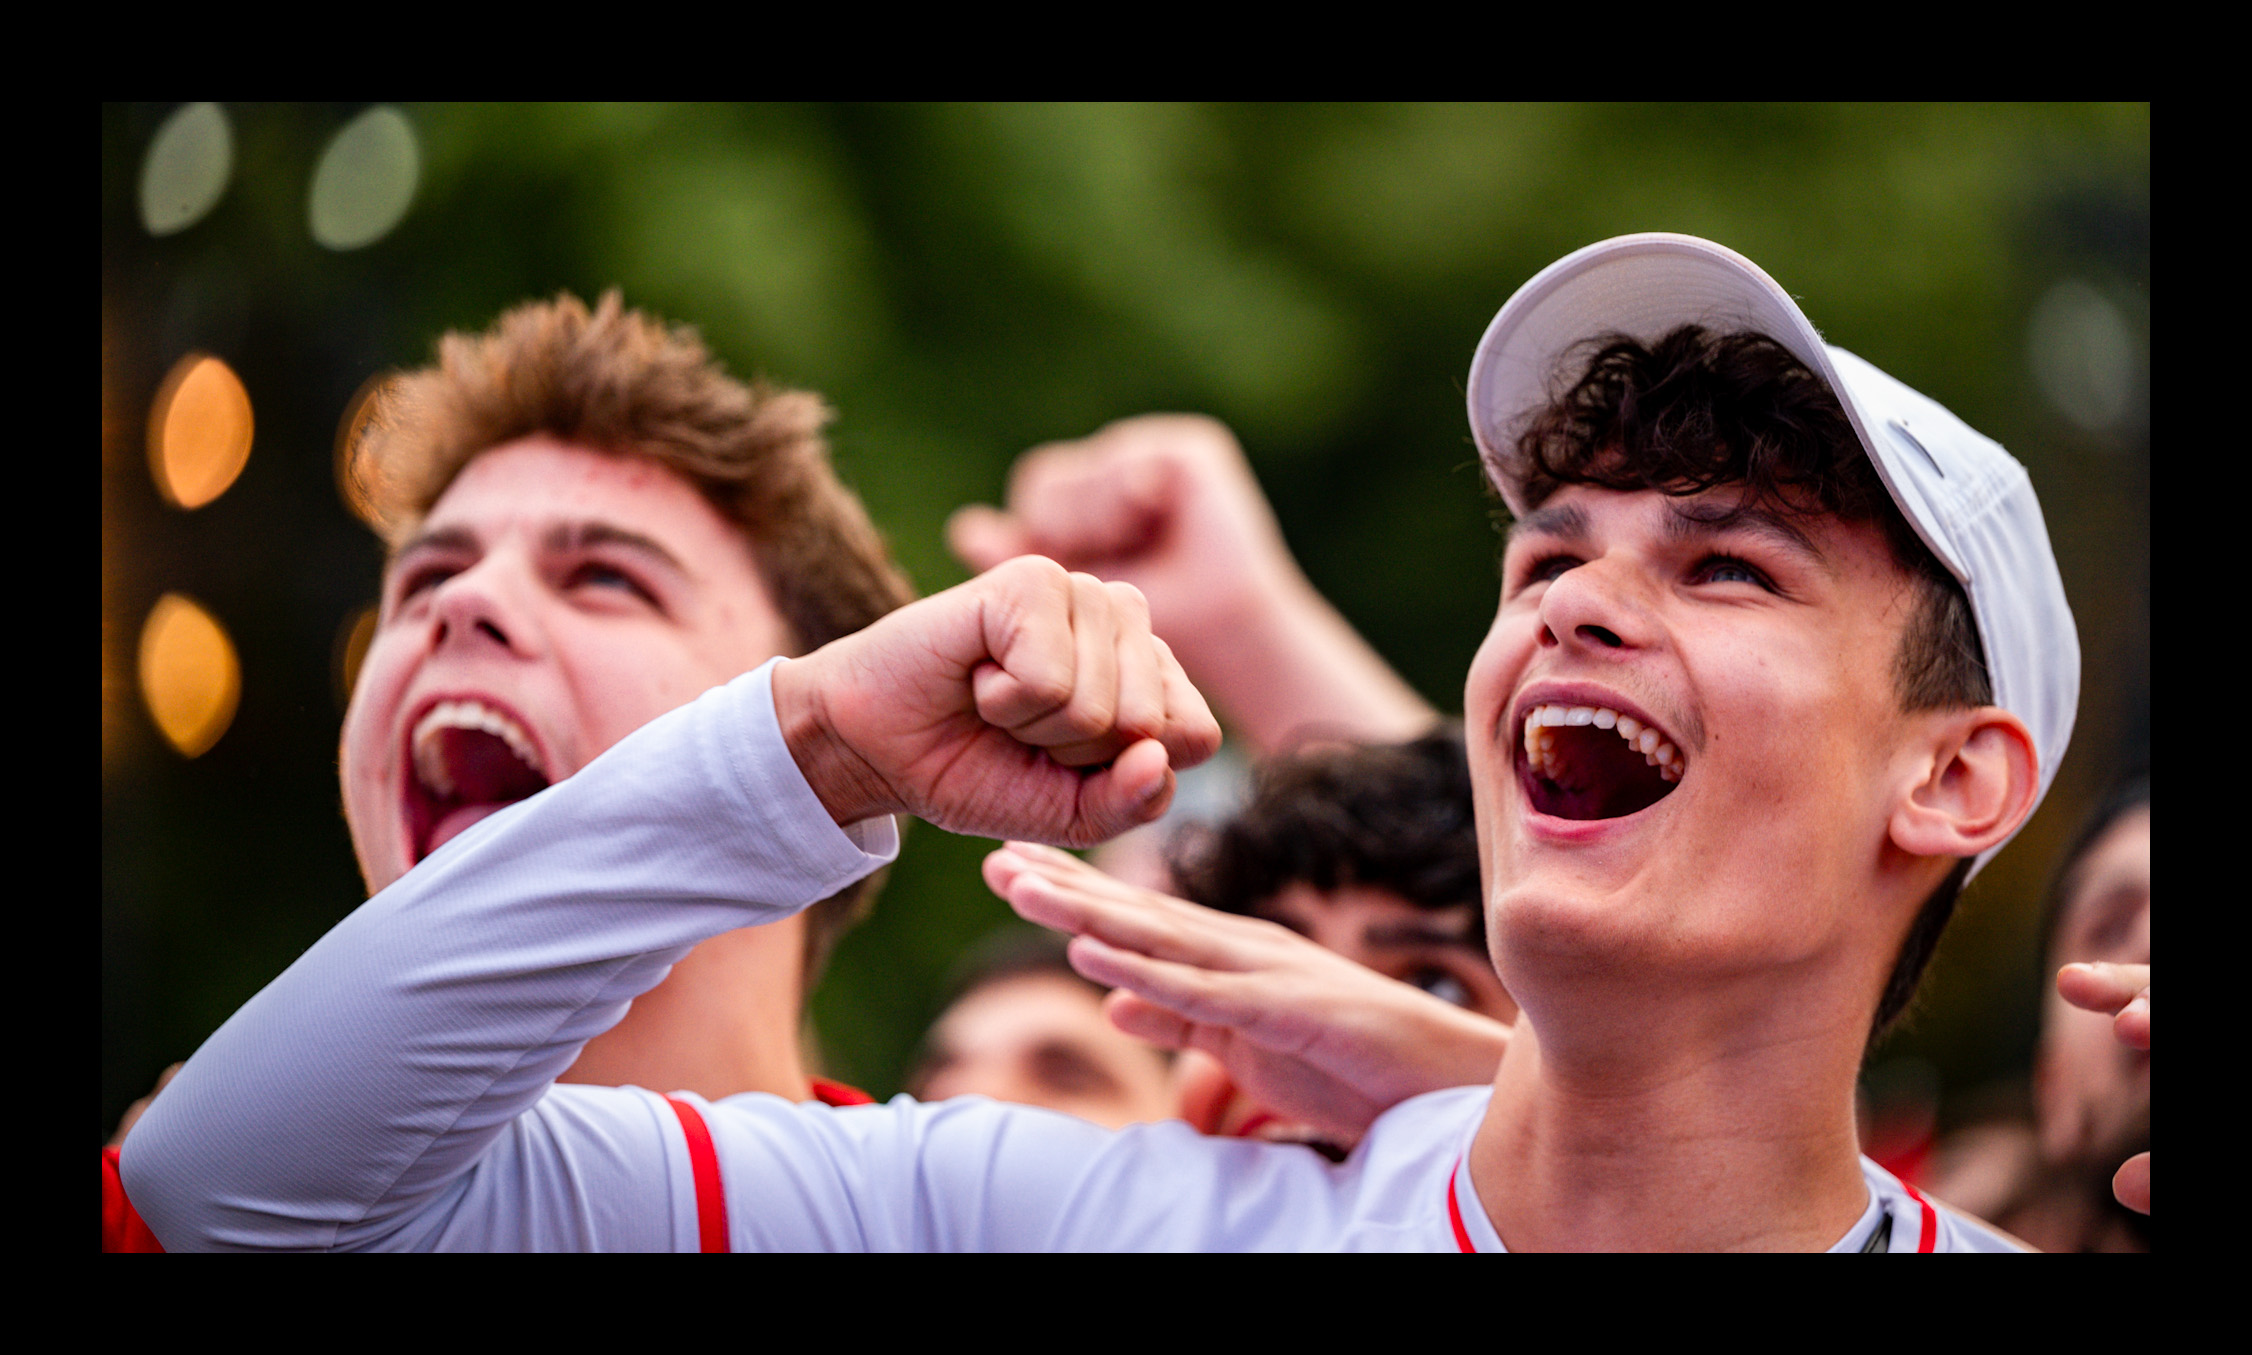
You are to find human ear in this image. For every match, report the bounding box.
[1887,707,2039,860]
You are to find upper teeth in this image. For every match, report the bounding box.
[412,699,541,796]
[1522,703,1683,783]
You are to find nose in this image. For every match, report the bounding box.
[427,553,535,657]
[1536,554,1655,657]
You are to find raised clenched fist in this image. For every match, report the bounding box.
[773,554,1221,848]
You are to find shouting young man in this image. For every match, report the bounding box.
[125,234,2076,1251]
[104,292,920,1248]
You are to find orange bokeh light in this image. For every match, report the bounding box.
[138,593,241,758]
[148,353,253,510]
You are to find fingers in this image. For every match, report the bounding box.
[1152,634,1220,770]
[1066,933,1277,1039]
[1003,434,1172,566]
[974,565,1172,767]
[2057,962,2149,1018]
[945,504,1034,574]
[2113,1151,2150,1215]
[1103,988,1194,1052]
[107,1061,186,1149]
[2115,986,2150,1051]
[1108,584,1166,754]
[993,842,1269,971]
[1060,739,1177,845]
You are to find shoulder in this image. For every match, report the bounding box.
[1859,1156,2034,1253]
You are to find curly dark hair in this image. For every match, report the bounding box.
[1512,326,1991,1046]
[1169,727,1481,941]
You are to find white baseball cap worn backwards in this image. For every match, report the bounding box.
[1466,232,2079,877]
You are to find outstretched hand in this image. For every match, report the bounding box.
[984,842,1511,1141]
[774,556,1220,848]
[2058,961,2150,1214]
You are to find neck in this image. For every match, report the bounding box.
[559,917,814,1103]
[1468,987,1871,1252]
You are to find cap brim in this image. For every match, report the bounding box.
[1469,233,1966,579]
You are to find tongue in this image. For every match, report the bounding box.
[427,802,515,857]
[419,728,549,858]
[1535,727,1676,820]
[434,727,548,802]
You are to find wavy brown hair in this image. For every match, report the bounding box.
[346,290,916,986]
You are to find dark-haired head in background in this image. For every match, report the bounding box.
[1162,727,1512,1151]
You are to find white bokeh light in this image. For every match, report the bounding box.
[139,103,233,236]
[2028,279,2139,435]
[308,106,421,251]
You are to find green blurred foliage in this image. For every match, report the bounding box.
[103,103,2147,1129]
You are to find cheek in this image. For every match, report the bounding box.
[563,642,725,756]
[1463,617,1526,874]
[1462,615,1521,742]
[339,631,414,786]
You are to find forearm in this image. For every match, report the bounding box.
[122,660,895,1251]
[1175,572,1439,758]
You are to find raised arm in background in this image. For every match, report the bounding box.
[949,415,1437,757]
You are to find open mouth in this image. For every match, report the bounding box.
[404,699,552,862]
[1517,703,1684,821]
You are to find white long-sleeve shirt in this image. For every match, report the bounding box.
[122,660,2018,1252]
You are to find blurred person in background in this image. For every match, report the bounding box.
[1922,778,2149,1250]
[908,930,1178,1131]
[105,290,918,1249]
[1161,727,1513,1156]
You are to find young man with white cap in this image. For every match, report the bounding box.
[124,234,2075,1250]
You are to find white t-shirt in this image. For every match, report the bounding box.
[122,660,2022,1252]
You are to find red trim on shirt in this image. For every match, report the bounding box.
[664,1097,730,1253]
[1446,1155,1476,1252]
[1901,1179,1938,1253]
[1442,1149,1939,1253]
[102,1146,166,1253]
[810,1078,874,1107]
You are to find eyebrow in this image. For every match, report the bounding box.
[389,522,689,576]
[1662,499,1830,574]
[1504,502,1589,546]
[391,525,479,562]
[543,522,689,576]
[1505,497,1832,575]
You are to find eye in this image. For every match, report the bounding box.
[1029,1043,1120,1096]
[1514,552,1581,591]
[393,563,459,603]
[568,562,657,604]
[1410,970,1472,1009]
[1693,555,1774,590]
